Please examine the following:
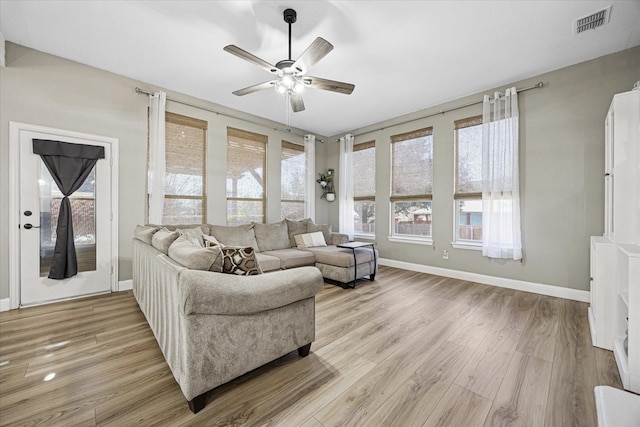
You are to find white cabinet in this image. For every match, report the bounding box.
[590,88,640,394]
[607,90,640,245]
[589,236,617,350]
[613,245,640,393]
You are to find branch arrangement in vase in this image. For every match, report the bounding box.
[317,168,335,201]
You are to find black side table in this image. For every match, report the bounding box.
[337,241,377,288]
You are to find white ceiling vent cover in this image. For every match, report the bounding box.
[575,5,612,34]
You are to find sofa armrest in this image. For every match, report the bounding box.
[179,266,324,316]
[331,233,349,245]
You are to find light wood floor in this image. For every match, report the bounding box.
[0,266,623,426]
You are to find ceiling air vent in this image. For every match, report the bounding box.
[575,5,611,34]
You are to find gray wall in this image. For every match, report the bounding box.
[1,42,637,301]
[326,46,640,291]
[0,42,324,300]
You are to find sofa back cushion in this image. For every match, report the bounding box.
[286,218,311,247]
[134,225,160,245]
[254,220,290,252]
[151,228,180,254]
[209,223,260,252]
[168,235,224,272]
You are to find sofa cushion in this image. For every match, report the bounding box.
[286,218,311,247]
[255,252,281,272]
[134,225,160,245]
[168,235,223,272]
[221,246,262,275]
[262,248,316,269]
[302,246,375,268]
[254,220,290,252]
[151,228,180,254]
[294,231,327,249]
[210,224,259,252]
[177,227,205,248]
[307,223,332,244]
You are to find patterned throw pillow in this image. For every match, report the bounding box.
[222,246,262,276]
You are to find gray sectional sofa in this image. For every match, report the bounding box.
[131,219,377,413]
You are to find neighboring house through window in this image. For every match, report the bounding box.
[353,140,375,236]
[454,116,483,245]
[281,140,306,220]
[226,127,267,225]
[151,112,207,224]
[390,127,433,241]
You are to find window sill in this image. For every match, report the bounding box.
[388,236,433,246]
[451,242,482,251]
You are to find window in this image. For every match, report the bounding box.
[454,116,483,244]
[390,127,433,239]
[158,112,207,224]
[281,140,306,220]
[226,127,267,225]
[353,141,375,235]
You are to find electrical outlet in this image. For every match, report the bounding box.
[442,250,449,260]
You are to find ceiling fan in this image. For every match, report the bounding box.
[223,8,355,113]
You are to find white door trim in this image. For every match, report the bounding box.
[9,122,119,310]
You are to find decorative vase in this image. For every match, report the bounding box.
[326,193,335,202]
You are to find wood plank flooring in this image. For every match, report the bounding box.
[0,266,624,426]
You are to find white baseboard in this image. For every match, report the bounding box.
[378,258,590,303]
[118,279,133,292]
[0,298,9,312]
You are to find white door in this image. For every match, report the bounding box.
[19,129,113,306]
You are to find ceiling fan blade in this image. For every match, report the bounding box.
[292,37,333,74]
[224,45,277,74]
[290,94,305,112]
[305,76,355,95]
[232,81,276,96]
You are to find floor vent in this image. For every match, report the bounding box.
[575,5,611,34]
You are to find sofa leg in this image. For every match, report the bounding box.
[298,343,312,357]
[188,392,208,414]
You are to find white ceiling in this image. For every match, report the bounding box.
[1,1,639,136]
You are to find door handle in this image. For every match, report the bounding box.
[23,223,41,230]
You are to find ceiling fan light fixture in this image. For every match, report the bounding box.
[224,8,354,114]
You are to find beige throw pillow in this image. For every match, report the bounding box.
[294,231,327,249]
[151,228,180,254]
[168,235,223,272]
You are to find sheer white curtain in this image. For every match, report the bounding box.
[339,134,354,240]
[304,134,316,222]
[482,87,522,260]
[148,91,166,224]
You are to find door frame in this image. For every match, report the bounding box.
[9,122,119,309]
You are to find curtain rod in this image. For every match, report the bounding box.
[341,81,544,141]
[134,87,319,141]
